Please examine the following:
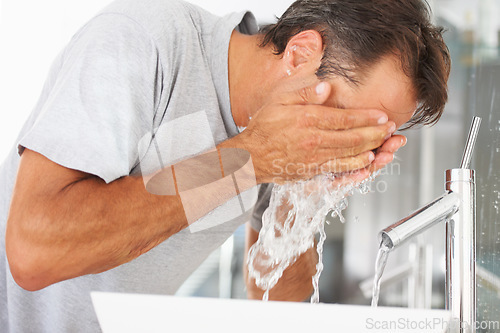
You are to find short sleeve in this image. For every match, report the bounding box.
[19,13,162,183]
[249,183,274,231]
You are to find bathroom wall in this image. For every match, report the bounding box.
[470,48,500,331]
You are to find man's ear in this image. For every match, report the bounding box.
[283,30,324,76]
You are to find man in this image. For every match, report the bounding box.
[0,0,450,331]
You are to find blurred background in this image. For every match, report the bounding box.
[1,0,499,331]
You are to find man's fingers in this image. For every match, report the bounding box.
[312,121,396,157]
[301,106,389,130]
[369,151,395,172]
[278,82,332,106]
[325,136,405,188]
[366,136,405,173]
[328,168,372,189]
[326,151,394,189]
[318,150,375,174]
[376,134,406,153]
[303,121,395,165]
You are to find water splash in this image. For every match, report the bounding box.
[247,171,380,302]
[311,219,326,303]
[262,289,269,301]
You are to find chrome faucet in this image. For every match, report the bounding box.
[379,117,481,333]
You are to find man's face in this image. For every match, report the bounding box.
[324,55,417,129]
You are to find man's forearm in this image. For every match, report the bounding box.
[246,248,318,302]
[244,223,318,301]
[6,146,256,291]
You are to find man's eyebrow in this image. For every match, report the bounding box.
[380,101,391,113]
[380,101,413,115]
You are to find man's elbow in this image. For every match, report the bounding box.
[6,221,54,291]
[7,261,49,292]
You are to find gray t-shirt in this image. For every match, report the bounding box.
[0,0,262,331]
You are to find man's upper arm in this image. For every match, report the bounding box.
[17,13,161,184]
[5,149,100,290]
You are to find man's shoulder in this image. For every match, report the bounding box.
[61,0,215,68]
[99,0,216,35]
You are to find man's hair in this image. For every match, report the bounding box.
[260,0,451,129]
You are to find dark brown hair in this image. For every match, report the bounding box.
[260,0,451,129]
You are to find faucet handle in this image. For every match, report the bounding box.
[460,116,482,169]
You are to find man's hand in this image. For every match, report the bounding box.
[328,133,407,188]
[228,82,396,184]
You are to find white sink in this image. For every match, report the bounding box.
[91,292,451,333]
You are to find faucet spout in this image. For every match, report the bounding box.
[380,192,460,251]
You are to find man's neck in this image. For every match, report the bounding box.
[228,31,279,128]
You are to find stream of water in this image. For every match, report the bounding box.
[370,242,391,307]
